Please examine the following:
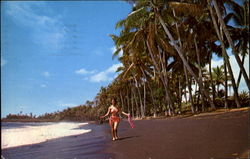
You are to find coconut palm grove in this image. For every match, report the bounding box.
[3,0,249,121]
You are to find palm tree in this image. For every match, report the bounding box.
[101,0,247,117]
[148,0,216,110]
[210,0,250,90]
[225,0,249,89]
[207,1,241,107]
[112,3,177,115]
[116,0,222,113]
[212,66,225,96]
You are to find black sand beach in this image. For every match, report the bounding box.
[2,108,249,159]
[105,108,249,159]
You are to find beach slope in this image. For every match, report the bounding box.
[2,109,249,159]
[106,108,249,159]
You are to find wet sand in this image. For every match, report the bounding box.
[2,123,113,159]
[2,108,249,159]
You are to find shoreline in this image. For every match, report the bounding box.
[1,122,91,149]
[2,108,249,159]
[2,122,113,159]
[1,119,93,122]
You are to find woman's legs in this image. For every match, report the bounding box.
[113,121,119,140]
[109,120,115,140]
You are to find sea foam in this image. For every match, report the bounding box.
[1,122,91,149]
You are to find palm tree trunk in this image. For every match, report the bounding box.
[224,61,229,108]
[131,85,135,118]
[134,77,145,118]
[178,77,182,114]
[140,67,148,116]
[174,8,194,113]
[217,84,219,97]
[184,88,188,104]
[120,92,124,110]
[131,92,134,118]
[157,13,215,109]
[132,86,139,118]
[197,88,201,111]
[212,0,250,90]
[138,85,145,118]
[146,41,175,114]
[126,87,130,113]
[220,25,229,109]
[147,81,157,117]
[158,45,175,115]
[194,82,199,112]
[143,80,146,115]
[209,52,216,103]
[208,3,241,108]
[237,53,246,88]
[194,35,206,111]
[197,88,205,112]
[184,64,195,113]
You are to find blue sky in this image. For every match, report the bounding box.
[1,1,249,117]
[1,1,131,117]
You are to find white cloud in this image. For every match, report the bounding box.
[5,2,67,52]
[42,71,50,77]
[1,58,7,67]
[75,68,96,75]
[90,71,113,83]
[89,63,123,83]
[107,63,123,73]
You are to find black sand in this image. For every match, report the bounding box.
[2,108,249,159]
[105,109,249,159]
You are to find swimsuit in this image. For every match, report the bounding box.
[109,107,120,126]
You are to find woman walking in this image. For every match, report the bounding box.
[100,98,130,141]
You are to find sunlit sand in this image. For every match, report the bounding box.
[1,122,91,149]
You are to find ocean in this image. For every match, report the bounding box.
[1,121,112,159]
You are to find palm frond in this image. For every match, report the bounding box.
[123,62,135,79]
[116,66,125,73]
[115,19,126,29]
[168,2,204,17]
[109,34,119,45]
[116,6,149,32]
[112,47,122,59]
[157,36,176,56]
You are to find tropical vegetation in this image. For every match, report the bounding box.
[3,0,249,122]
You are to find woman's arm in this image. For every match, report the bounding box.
[122,111,130,117]
[100,107,111,118]
[117,106,130,117]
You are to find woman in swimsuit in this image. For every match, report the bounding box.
[100,98,130,141]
